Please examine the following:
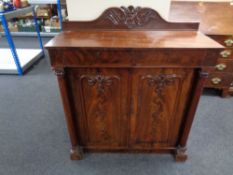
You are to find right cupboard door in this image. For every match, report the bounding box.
[129,68,194,149]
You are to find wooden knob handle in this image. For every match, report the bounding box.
[215,63,227,71]
[211,77,222,85]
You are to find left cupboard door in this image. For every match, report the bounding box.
[67,68,130,150]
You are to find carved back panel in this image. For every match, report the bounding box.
[63,6,199,31]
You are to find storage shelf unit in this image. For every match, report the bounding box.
[29,0,63,29]
[0,6,44,75]
[0,49,43,74]
[28,0,57,3]
[0,0,64,36]
[1,31,58,37]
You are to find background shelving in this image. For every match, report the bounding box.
[0,6,44,75]
[0,0,67,36]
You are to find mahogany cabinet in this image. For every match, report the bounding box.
[170,1,233,97]
[46,7,223,161]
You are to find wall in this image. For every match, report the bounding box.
[66,0,171,21]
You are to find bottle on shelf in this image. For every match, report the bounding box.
[13,0,21,8]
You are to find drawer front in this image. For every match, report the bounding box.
[214,59,233,72]
[205,72,233,88]
[49,48,212,68]
[219,49,233,59]
[209,35,233,48]
[208,35,233,59]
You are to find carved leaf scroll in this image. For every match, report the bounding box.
[107,6,159,28]
[141,74,179,143]
[80,75,120,142]
[53,68,65,77]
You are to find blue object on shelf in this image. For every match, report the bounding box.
[57,0,62,29]
[32,8,44,56]
[0,8,15,14]
[0,2,15,14]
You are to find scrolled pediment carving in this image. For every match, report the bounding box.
[63,6,199,31]
[106,6,160,28]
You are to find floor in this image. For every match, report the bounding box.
[0,37,233,175]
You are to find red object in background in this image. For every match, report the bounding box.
[13,0,21,8]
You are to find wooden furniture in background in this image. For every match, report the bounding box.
[46,6,222,161]
[170,1,233,97]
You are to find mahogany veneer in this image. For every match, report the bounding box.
[46,6,223,161]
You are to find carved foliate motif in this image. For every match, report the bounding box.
[81,75,120,142]
[144,74,178,95]
[85,75,118,93]
[142,74,179,142]
[107,6,158,28]
[53,68,65,77]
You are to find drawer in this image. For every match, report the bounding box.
[219,49,233,59]
[205,72,233,88]
[214,59,233,72]
[208,35,233,48]
[49,48,215,68]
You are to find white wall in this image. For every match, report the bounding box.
[66,0,171,21]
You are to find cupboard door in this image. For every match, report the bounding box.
[68,68,129,149]
[129,69,194,148]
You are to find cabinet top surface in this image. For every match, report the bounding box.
[45,30,223,49]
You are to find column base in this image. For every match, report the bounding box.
[70,146,83,160]
[221,88,233,98]
[174,146,188,162]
